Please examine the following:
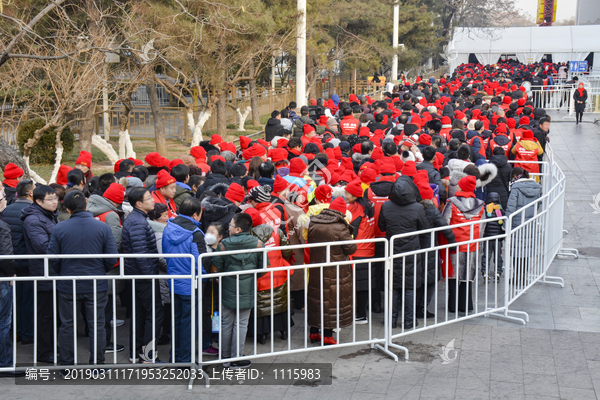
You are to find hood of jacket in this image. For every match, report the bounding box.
[447,196,485,219]
[257,177,275,187]
[512,178,541,198]
[310,208,354,234]
[250,224,274,243]
[201,196,238,218]
[370,179,394,197]
[20,202,59,222]
[477,163,498,188]
[489,154,508,168]
[164,215,200,246]
[174,184,192,197]
[87,194,118,216]
[447,158,472,173]
[148,219,166,233]
[466,130,481,141]
[390,177,417,207]
[352,153,371,164]
[450,169,467,181]
[442,104,454,117]
[492,134,511,146]
[331,94,340,107]
[266,117,281,128]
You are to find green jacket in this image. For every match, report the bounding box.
[173,184,193,211]
[212,232,265,309]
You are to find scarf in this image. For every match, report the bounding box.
[2,179,19,188]
[577,87,585,97]
[455,191,476,198]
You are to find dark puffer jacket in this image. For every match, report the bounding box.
[46,211,118,293]
[1,199,33,272]
[21,203,59,291]
[4,186,16,206]
[122,208,160,276]
[486,154,512,209]
[0,218,15,277]
[421,200,456,286]
[306,208,356,329]
[196,173,229,198]
[265,118,283,142]
[379,178,430,290]
[200,196,238,238]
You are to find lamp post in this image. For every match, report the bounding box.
[296,0,306,107]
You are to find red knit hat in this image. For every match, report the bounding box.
[75,151,92,168]
[239,136,252,150]
[130,158,144,166]
[244,208,263,227]
[380,161,396,175]
[329,197,347,214]
[209,134,223,145]
[507,118,517,129]
[502,96,511,104]
[273,175,288,193]
[242,144,267,160]
[56,165,72,186]
[419,134,432,146]
[441,116,452,125]
[155,170,176,189]
[458,175,477,192]
[225,182,245,203]
[522,130,535,140]
[268,148,287,163]
[289,158,307,175]
[401,161,417,177]
[303,124,315,135]
[3,162,24,179]
[371,147,385,160]
[246,180,260,190]
[210,155,226,163]
[360,169,377,185]
[455,110,465,120]
[114,159,123,173]
[517,98,526,106]
[145,152,163,167]
[190,146,207,160]
[519,116,530,126]
[345,179,364,197]
[359,127,371,137]
[315,185,333,203]
[339,170,356,183]
[416,181,434,200]
[103,182,125,204]
[277,138,289,148]
[169,159,183,171]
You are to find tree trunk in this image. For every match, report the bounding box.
[0,139,30,178]
[328,68,334,98]
[190,109,211,147]
[249,64,260,126]
[146,76,167,154]
[78,102,95,152]
[236,106,251,131]
[49,128,64,184]
[216,92,227,137]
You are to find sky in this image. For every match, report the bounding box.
[514,0,577,22]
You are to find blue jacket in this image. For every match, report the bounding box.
[1,199,33,271]
[21,203,59,291]
[122,208,160,276]
[162,215,209,296]
[46,211,118,293]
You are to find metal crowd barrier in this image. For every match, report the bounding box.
[0,145,571,387]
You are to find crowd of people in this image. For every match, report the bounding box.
[0,61,557,374]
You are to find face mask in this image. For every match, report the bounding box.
[205,233,218,246]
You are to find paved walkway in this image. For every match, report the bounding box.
[2,112,600,399]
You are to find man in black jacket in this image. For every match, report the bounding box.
[21,185,59,363]
[1,179,35,344]
[0,216,21,377]
[265,110,283,142]
[379,178,430,329]
[195,159,229,198]
[122,187,164,362]
[486,147,512,209]
[417,146,446,204]
[47,190,118,367]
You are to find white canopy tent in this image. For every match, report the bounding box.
[448,25,600,72]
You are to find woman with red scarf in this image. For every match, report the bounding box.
[2,163,24,205]
[573,82,588,124]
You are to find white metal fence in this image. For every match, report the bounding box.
[0,144,573,387]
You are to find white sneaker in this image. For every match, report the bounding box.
[111,319,125,327]
[355,316,368,325]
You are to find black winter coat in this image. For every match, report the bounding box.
[416,161,446,203]
[196,173,229,197]
[200,196,238,238]
[47,211,118,293]
[21,203,58,291]
[122,208,160,276]
[573,89,588,112]
[1,199,33,272]
[4,186,16,206]
[0,218,15,277]
[379,179,430,290]
[265,118,283,142]
[486,155,512,209]
[421,201,455,286]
